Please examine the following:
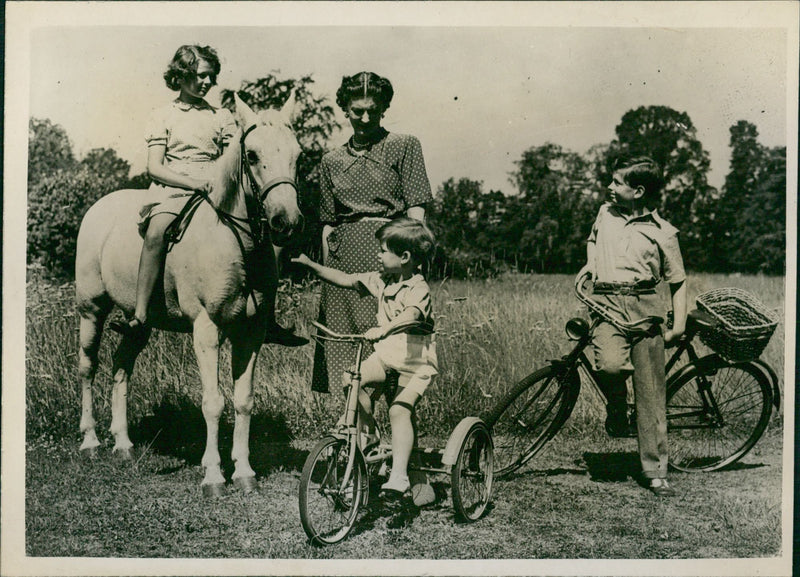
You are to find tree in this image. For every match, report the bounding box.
[28,118,76,186]
[79,148,131,184]
[508,143,600,273]
[712,121,785,274]
[27,120,133,277]
[28,166,129,276]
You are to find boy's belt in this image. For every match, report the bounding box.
[593,280,658,295]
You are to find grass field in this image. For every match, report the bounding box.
[23,270,787,560]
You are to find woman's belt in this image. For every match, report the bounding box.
[593,279,658,295]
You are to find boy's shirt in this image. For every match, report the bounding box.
[589,203,685,285]
[354,272,435,332]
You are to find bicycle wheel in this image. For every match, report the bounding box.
[451,421,494,522]
[484,365,580,478]
[299,436,367,545]
[667,359,772,472]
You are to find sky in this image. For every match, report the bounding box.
[25,12,790,195]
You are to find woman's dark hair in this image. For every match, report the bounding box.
[163,45,221,92]
[335,71,394,111]
[615,156,664,207]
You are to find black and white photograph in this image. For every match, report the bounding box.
[3,2,797,576]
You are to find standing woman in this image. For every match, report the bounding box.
[110,44,302,346]
[312,71,433,393]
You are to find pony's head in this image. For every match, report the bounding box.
[232,93,304,246]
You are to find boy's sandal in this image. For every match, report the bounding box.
[649,478,676,497]
[109,318,147,338]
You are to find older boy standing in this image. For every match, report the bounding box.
[580,157,687,497]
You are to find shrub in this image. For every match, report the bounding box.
[27,168,125,278]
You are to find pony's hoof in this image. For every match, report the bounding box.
[202,483,226,498]
[113,447,134,461]
[234,476,257,494]
[80,446,99,460]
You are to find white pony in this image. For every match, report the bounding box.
[75,95,304,495]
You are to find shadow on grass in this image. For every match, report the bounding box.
[131,395,307,477]
[582,451,641,482]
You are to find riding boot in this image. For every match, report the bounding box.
[264,320,309,347]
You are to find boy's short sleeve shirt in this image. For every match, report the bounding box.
[589,203,685,285]
[354,272,434,328]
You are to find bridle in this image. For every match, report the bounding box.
[240,123,298,206]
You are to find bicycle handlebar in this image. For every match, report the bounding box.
[310,319,431,343]
[574,272,664,337]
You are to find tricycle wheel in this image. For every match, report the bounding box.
[299,436,366,545]
[451,420,493,522]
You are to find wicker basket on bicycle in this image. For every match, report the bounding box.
[695,287,778,363]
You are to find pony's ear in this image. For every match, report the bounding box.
[233,93,260,130]
[278,91,300,125]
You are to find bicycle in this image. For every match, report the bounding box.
[485,272,780,478]
[298,320,494,545]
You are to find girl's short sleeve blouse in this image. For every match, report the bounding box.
[145,99,236,178]
[318,132,433,224]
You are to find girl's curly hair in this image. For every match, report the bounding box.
[163,45,221,92]
[335,71,394,111]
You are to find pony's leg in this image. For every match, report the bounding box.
[79,312,107,456]
[193,311,225,496]
[229,325,261,493]
[109,329,150,459]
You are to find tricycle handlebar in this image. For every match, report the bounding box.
[310,319,431,343]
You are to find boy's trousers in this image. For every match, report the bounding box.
[591,292,668,479]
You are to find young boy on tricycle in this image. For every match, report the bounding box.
[292,217,437,498]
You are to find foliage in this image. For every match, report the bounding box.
[27,117,133,278]
[709,121,786,274]
[27,164,130,276]
[28,118,76,187]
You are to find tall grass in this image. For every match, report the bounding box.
[25,270,786,446]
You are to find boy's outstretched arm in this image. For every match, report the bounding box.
[291,254,360,290]
[665,280,687,344]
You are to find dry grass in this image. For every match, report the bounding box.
[23,270,787,560]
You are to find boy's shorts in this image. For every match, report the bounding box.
[590,292,664,375]
[373,333,438,396]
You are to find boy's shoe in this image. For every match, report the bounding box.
[379,476,410,499]
[605,403,630,437]
[649,477,676,497]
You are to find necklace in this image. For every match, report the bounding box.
[349,128,387,151]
